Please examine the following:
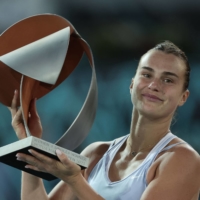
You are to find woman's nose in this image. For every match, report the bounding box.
[148,79,160,92]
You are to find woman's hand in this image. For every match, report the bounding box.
[8,90,42,139]
[16,149,82,184]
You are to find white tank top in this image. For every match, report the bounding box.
[88,132,184,200]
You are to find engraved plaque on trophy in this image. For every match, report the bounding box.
[0,14,97,181]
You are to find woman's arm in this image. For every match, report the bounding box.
[21,172,48,200]
[9,90,75,200]
[20,169,76,200]
[10,90,108,200]
[141,146,200,200]
[16,144,106,200]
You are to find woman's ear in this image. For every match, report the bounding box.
[130,78,134,94]
[178,89,190,106]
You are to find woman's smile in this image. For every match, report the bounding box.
[142,93,163,102]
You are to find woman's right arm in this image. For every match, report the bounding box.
[21,172,75,200]
[9,90,74,200]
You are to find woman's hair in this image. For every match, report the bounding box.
[153,41,190,91]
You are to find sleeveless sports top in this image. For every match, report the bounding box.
[88,132,184,200]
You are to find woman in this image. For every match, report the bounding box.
[10,41,200,200]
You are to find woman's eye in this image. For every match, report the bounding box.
[164,78,173,83]
[143,74,151,78]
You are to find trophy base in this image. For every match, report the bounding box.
[0,137,89,181]
[0,146,58,180]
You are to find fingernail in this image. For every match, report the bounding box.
[16,155,22,161]
[16,157,22,161]
[56,149,62,156]
[16,153,21,158]
[16,153,22,160]
[28,149,32,154]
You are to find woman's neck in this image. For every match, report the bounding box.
[128,108,172,152]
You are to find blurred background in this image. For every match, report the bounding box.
[0,0,200,199]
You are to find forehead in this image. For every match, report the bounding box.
[138,49,186,75]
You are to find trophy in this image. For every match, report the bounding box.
[0,14,97,181]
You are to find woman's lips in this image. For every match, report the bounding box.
[142,93,163,102]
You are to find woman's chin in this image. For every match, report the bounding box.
[138,106,164,119]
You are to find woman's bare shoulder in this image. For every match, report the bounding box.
[81,135,126,158]
[167,137,200,159]
[81,135,126,179]
[81,141,112,158]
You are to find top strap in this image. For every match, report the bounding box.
[142,132,177,164]
[150,132,177,154]
[161,141,186,152]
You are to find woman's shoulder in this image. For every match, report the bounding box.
[147,137,200,186]
[81,141,112,158]
[171,139,200,165]
[81,135,127,179]
[166,136,200,159]
[81,135,127,158]
[156,135,200,166]
[80,140,111,179]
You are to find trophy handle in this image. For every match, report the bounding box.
[55,38,97,150]
[20,37,98,150]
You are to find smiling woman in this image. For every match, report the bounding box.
[10,41,200,200]
[131,44,190,120]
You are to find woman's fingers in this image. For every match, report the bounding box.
[28,149,53,163]
[16,149,81,181]
[55,149,81,178]
[16,150,51,172]
[10,90,19,118]
[56,149,74,167]
[27,98,43,138]
[24,164,41,172]
[8,90,23,129]
[17,149,63,172]
[29,98,39,119]
[12,108,23,124]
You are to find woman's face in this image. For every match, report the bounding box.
[130,49,189,120]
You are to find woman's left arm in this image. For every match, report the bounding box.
[141,146,200,200]
[16,148,105,200]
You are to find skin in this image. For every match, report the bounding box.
[10,49,200,200]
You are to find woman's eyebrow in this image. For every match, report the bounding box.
[141,66,179,78]
[141,66,154,72]
[162,71,179,78]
